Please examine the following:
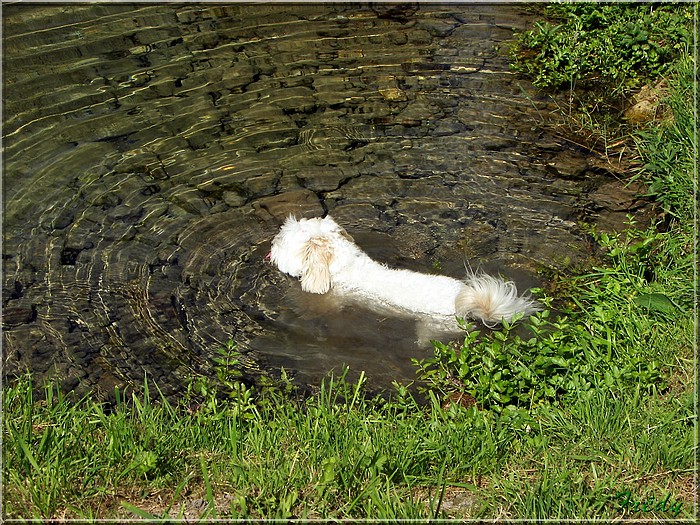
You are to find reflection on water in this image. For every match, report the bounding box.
[254,283,434,388]
[3,3,604,397]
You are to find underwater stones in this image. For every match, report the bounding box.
[222,190,248,208]
[44,208,75,231]
[393,197,464,225]
[287,166,354,193]
[241,170,282,199]
[378,76,408,102]
[545,150,590,180]
[418,17,461,37]
[222,63,261,89]
[457,222,502,259]
[170,189,213,216]
[271,86,317,114]
[107,203,145,222]
[434,120,467,137]
[391,222,437,260]
[407,29,433,45]
[2,2,631,397]
[2,306,37,328]
[371,2,419,23]
[388,31,409,46]
[252,189,324,221]
[325,202,381,228]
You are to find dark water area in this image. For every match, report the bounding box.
[2,3,647,398]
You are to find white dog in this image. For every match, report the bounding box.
[269,215,539,330]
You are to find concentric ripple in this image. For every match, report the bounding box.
[4,4,609,396]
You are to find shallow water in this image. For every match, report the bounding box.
[3,3,632,396]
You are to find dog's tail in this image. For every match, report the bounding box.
[455,273,540,328]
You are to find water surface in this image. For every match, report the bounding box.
[3,3,620,396]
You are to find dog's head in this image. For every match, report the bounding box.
[270,215,350,294]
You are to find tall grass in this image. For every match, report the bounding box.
[3,357,695,520]
[1,371,494,520]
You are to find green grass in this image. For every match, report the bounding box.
[3,7,697,522]
[0,371,493,520]
[634,51,697,224]
[3,363,695,521]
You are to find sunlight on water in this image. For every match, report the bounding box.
[3,3,603,396]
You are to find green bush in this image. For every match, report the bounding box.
[414,309,664,413]
[414,216,692,412]
[511,3,693,92]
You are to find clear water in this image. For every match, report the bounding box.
[3,3,600,397]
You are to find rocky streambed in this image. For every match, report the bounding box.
[2,3,651,397]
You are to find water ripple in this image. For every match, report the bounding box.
[3,3,607,397]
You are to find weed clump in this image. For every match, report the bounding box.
[511,3,692,93]
[509,3,694,148]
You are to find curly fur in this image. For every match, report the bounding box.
[270,215,539,328]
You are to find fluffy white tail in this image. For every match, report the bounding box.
[455,273,539,328]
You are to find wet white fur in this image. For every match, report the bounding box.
[270,215,539,328]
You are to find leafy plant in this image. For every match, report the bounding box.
[508,2,694,150]
[208,339,241,384]
[416,204,696,411]
[414,307,664,413]
[511,3,693,92]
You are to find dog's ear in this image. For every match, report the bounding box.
[300,237,333,294]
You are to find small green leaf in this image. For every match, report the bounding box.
[634,293,675,313]
[604,371,614,386]
[320,456,338,485]
[549,357,569,368]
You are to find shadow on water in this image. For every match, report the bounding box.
[2,3,646,398]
